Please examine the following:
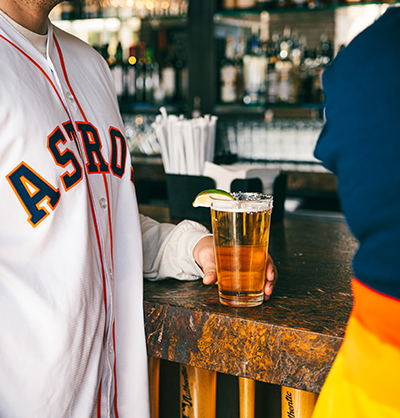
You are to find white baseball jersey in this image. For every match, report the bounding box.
[0,14,208,418]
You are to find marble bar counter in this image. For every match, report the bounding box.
[140,204,358,394]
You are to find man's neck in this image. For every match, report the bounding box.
[0,0,49,34]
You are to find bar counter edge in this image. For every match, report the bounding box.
[141,205,357,394]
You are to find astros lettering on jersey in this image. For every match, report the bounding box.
[0,16,150,418]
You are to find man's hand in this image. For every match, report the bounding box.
[193,235,277,301]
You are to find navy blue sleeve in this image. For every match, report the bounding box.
[314,7,400,299]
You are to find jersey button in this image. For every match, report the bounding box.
[65,91,75,103]
[99,198,108,209]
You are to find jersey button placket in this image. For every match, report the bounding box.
[99,197,108,209]
[65,91,75,104]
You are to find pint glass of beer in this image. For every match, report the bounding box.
[210,192,273,307]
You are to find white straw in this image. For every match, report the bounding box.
[183,120,197,175]
[151,108,218,176]
[152,122,170,172]
[208,115,218,162]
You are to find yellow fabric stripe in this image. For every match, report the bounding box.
[312,314,400,417]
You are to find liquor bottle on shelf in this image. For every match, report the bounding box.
[81,0,100,19]
[236,0,256,8]
[291,0,308,8]
[118,0,134,19]
[192,96,201,119]
[234,35,246,103]
[133,1,149,18]
[222,0,236,9]
[169,0,181,16]
[125,45,137,103]
[110,41,125,103]
[175,49,189,103]
[274,0,296,9]
[101,0,118,18]
[317,34,334,64]
[266,60,279,103]
[145,47,162,104]
[275,26,298,103]
[61,0,77,20]
[135,42,146,103]
[242,26,268,105]
[161,45,177,103]
[256,0,277,9]
[306,0,320,10]
[180,0,189,16]
[220,34,237,104]
[144,47,155,103]
[114,44,161,106]
[151,56,163,104]
[298,48,315,103]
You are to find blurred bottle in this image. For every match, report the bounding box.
[317,33,334,63]
[291,0,308,7]
[256,0,278,9]
[266,59,279,103]
[144,47,155,103]
[276,26,297,103]
[180,0,189,16]
[220,34,237,104]
[175,48,189,103]
[223,0,236,8]
[265,32,280,103]
[135,42,146,103]
[298,33,334,103]
[236,0,256,8]
[307,0,320,9]
[110,41,125,103]
[152,56,163,104]
[81,0,100,18]
[125,45,137,102]
[299,48,317,103]
[98,43,111,65]
[192,96,201,119]
[101,0,118,18]
[161,45,177,103]
[135,0,149,18]
[118,0,134,19]
[313,34,333,102]
[169,0,181,16]
[242,26,268,105]
[61,0,76,19]
[234,35,246,102]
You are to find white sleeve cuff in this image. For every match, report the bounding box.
[146,219,211,282]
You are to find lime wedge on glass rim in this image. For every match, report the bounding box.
[192,189,234,208]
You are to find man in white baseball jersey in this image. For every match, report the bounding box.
[0,1,277,417]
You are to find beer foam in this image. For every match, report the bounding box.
[211,192,273,213]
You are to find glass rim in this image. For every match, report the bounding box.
[210,192,273,202]
[210,192,273,211]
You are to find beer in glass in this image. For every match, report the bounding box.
[210,192,273,307]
